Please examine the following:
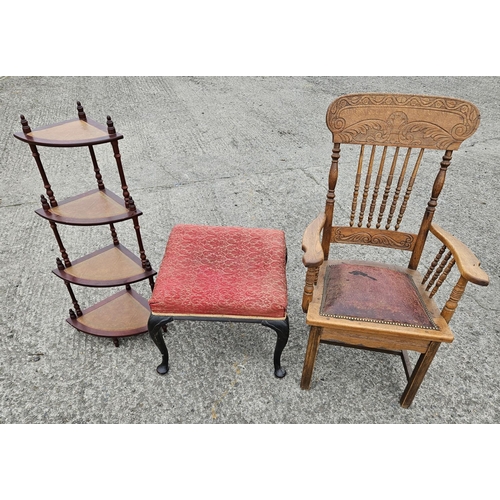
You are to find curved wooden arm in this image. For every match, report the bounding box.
[430,223,489,286]
[302,213,327,267]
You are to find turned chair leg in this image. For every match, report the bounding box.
[262,315,289,378]
[300,326,322,389]
[148,314,173,375]
[400,341,440,408]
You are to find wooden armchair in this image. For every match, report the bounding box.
[300,93,489,408]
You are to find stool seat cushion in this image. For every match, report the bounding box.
[149,224,288,319]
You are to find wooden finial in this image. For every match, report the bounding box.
[106,115,116,135]
[20,115,31,134]
[128,195,136,211]
[40,195,50,210]
[144,259,152,271]
[77,101,87,121]
[56,258,65,270]
[69,309,77,319]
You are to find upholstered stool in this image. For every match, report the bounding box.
[148,224,289,377]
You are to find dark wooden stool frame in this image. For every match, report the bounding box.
[148,314,289,378]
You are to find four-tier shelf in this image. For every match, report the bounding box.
[14,102,156,346]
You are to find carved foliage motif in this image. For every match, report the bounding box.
[327,94,480,149]
[332,227,415,250]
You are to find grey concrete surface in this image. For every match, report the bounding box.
[1,76,499,424]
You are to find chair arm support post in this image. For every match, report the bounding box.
[441,276,468,323]
[301,213,326,312]
[302,266,318,313]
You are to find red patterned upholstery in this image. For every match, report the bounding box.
[149,224,288,319]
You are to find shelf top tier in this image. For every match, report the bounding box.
[35,188,142,226]
[14,117,123,147]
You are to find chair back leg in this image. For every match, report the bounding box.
[400,341,440,408]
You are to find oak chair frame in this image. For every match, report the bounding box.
[300,93,489,408]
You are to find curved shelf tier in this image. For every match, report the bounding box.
[35,188,141,226]
[53,243,156,287]
[13,117,123,147]
[66,288,151,338]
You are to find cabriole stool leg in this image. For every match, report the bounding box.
[262,315,289,378]
[148,314,173,375]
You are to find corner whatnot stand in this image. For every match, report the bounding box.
[14,102,156,346]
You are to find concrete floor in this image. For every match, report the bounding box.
[1,76,499,426]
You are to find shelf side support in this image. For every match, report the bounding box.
[88,145,105,190]
[20,115,58,207]
[107,115,131,208]
[65,282,82,317]
[49,221,71,267]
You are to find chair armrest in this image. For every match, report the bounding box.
[302,213,326,267]
[430,223,489,286]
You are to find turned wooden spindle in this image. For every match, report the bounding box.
[56,258,65,271]
[367,146,387,228]
[49,221,71,267]
[377,147,399,229]
[422,244,447,284]
[109,224,119,245]
[395,149,424,231]
[107,116,131,207]
[88,145,105,190]
[65,282,82,316]
[386,148,411,230]
[69,309,77,320]
[350,145,364,227]
[426,250,453,291]
[322,143,340,259]
[429,258,456,298]
[302,267,318,313]
[133,216,147,268]
[358,145,376,227]
[441,276,468,323]
[20,115,58,207]
[76,101,87,121]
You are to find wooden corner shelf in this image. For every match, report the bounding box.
[35,188,142,226]
[14,101,156,347]
[13,117,123,148]
[53,243,157,287]
[66,288,151,338]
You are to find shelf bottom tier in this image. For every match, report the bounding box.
[66,288,151,338]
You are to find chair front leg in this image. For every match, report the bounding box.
[148,314,173,375]
[399,341,440,408]
[300,326,322,389]
[262,315,289,378]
